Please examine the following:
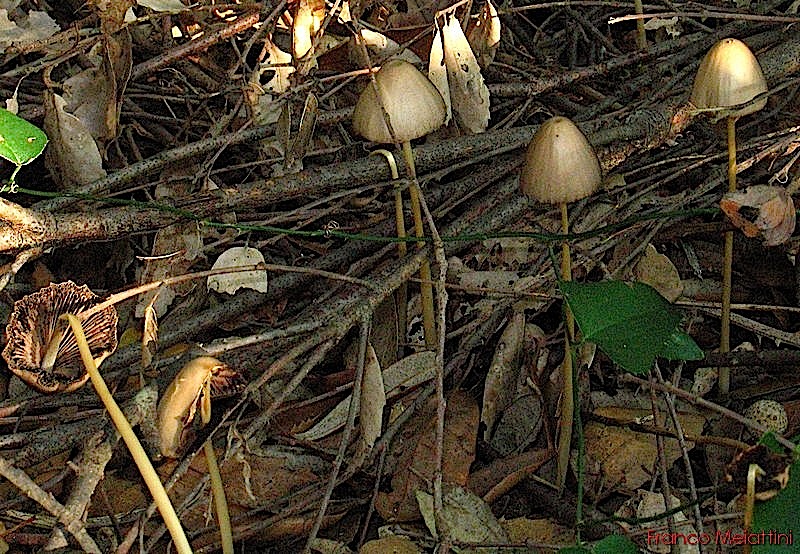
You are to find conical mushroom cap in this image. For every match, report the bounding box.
[519,116,601,204]
[352,59,447,144]
[690,38,767,117]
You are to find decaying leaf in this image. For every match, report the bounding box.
[208,246,269,295]
[482,311,525,441]
[43,91,107,188]
[141,294,158,369]
[0,8,59,49]
[720,185,796,246]
[616,491,698,554]
[417,485,508,551]
[375,390,479,522]
[353,29,422,65]
[295,351,436,441]
[633,243,683,302]
[292,0,325,61]
[136,0,188,11]
[359,343,385,451]
[441,13,490,134]
[264,36,295,94]
[581,408,706,499]
[466,0,501,69]
[428,20,452,126]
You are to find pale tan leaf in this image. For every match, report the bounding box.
[136,0,187,11]
[633,243,683,302]
[293,0,325,60]
[466,0,501,69]
[442,13,490,134]
[296,351,435,441]
[43,92,106,189]
[417,485,507,550]
[208,247,269,295]
[359,343,385,451]
[352,28,421,65]
[0,8,59,49]
[263,36,295,94]
[482,311,525,441]
[141,294,158,369]
[427,20,451,125]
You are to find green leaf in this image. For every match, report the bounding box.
[560,281,689,374]
[659,329,704,361]
[592,535,639,554]
[752,460,800,552]
[0,108,48,180]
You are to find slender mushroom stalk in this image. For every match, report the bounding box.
[690,38,768,394]
[519,116,601,492]
[352,59,447,350]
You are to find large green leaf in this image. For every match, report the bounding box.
[0,108,48,184]
[561,281,701,374]
[752,459,800,553]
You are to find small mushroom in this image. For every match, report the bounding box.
[156,356,244,458]
[690,38,768,394]
[2,281,118,393]
[744,399,788,436]
[519,115,601,491]
[352,59,447,349]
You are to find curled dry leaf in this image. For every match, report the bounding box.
[292,0,325,61]
[207,246,269,295]
[466,0,501,69]
[633,243,683,302]
[352,29,422,66]
[441,13,490,134]
[375,390,479,522]
[720,185,796,246]
[359,343,385,452]
[428,21,452,126]
[43,91,107,188]
[481,311,525,441]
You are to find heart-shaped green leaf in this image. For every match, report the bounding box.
[561,280,701,374]
[0,108,48,180]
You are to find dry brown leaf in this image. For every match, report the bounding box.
[501,517,575,546]
[466,0,501,69]
[141,294,158,369]
[582,409,706,499]
[375,390,479,522]
[720,185,796,246]
[293,0,325,61]
[43,91,107,189]
[417,485,508,548]
[482,311,525,441]
[359,343,385,452]
[633,243,683,302]
[441,13,490,134]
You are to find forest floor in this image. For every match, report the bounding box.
[0,0,799,552]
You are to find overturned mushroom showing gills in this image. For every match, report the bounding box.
[690,38,768,395]
[352,59,447,350]
[157,356,244,458]
[3,281,118,393]
[519,116,601,491]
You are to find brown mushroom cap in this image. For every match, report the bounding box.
[690,38,768,117]
[2,281,118,393]
[352,59,447,144]
[519,116,601,204]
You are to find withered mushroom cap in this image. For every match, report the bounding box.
[157,356,244,458]
[690,38,768,117]
[2,281,118,393]
[352,59,447,144]
[519,116,602,204]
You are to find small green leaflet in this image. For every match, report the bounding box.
[560,280,703,375]
[0,108,48,188]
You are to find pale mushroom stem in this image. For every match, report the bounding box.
[634,0,646,49]
[200,382,234,554]
[719,115,738,394]
[402,140,437,350]
[61,314,192,554]
[557,201,575,492]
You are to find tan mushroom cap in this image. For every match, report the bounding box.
[157,356,244,458]
[352,59,447,144]
[690,38,768,117]
[2,281,118,393]
[519,116,602,204]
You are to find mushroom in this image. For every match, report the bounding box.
[519,115,601,489]
[352,59,447,349]
[690,38,768,394]
[2,281,118,393]
[157,356,244,554]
